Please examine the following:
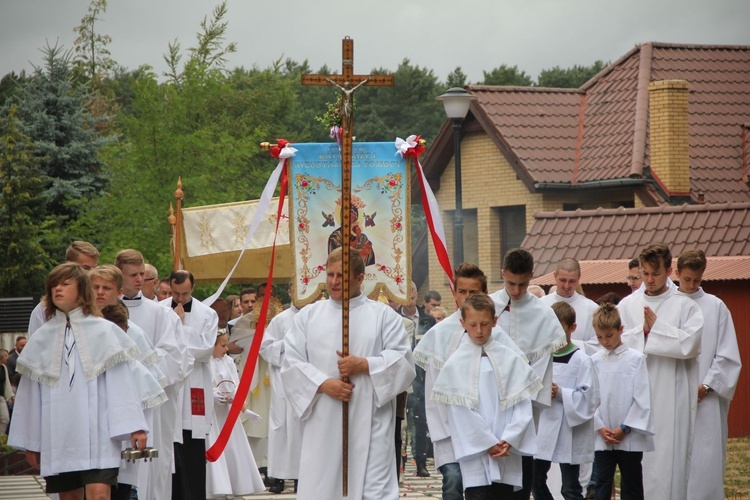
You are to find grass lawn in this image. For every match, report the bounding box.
[725,436,750,499]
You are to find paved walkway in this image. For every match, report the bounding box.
[0,456,444,499]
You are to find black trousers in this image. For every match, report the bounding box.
[407,366,430,465]
[465,482,515,499]
[511,454,533,500]
[172,430,206,500]
[594,450,643,500]
[395,418,403,480]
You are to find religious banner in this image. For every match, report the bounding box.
[289,142,411,307]
[180,198,293,283]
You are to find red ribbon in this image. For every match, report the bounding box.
[206,147,290,462]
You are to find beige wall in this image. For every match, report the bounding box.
[424,131,637,310]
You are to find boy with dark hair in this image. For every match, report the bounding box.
[591,304,653,500]
[677,249,742,500]
[489,248,567,500]
[532,302,598,500]
[616,243,702,499]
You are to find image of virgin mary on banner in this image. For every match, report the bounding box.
[289,142,411,307]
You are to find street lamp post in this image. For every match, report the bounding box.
[436,87,476,266]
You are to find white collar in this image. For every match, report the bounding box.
[432,335,542,410]
[16,308,138,387]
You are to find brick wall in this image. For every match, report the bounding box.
[426,132,548,310]
[423,132,640,310]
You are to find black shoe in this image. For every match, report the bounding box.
[269,478,285,494]
[416,464,430,477]
[585,484,596,499]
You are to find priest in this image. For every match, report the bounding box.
[281,248,415,500]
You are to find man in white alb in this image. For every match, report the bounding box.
[281,248,415,500]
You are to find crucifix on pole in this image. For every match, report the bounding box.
[301,36,394,496]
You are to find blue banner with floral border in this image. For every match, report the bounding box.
[288,142,411,307]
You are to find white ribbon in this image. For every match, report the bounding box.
[203,145,297,307]
[394,134,419,157]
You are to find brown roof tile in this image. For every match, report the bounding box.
[522,202,750,275]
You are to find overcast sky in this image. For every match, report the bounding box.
[1,0,749,84]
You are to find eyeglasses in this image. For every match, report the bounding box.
[144,277,158,282]
[625,276,641,282]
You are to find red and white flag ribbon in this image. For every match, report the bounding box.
[395,135,455,292]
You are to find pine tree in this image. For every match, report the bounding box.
[0,106,54,296]
[12,42,110,221]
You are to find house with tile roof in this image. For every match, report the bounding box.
[521,202,750,437]
[416,41,750,300]
[414,41,750,437]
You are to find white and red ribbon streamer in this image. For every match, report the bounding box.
[206,141,294,461]
[395,135,455,293]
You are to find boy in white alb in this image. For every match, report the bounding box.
[9,264,149,499]
[591,303,654,500]
[489,248,567,500]
[532,302,599,500]
[415,263,524,500]
[676,250,742,500]
[616,243,702,499]
[434,294,541,499]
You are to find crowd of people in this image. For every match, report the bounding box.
[1,239,742,500]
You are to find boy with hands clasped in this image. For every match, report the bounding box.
[591,304,654,500]
[432,294,542,499]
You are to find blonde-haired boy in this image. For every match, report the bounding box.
[591,304,654,500]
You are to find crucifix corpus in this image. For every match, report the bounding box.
[301,36,394,496]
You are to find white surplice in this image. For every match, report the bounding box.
[259,305,302,479]
[9,309,149,477]
[414,310,526,469]
[617,288,703,500]
[281,293,415,500]
[591,344,655,452]
[535,348,599,464]
[117,320,168,487]
[448,357,537,490]
[206,355,265,498]
[125,293,186,500]
[490,289,568,407]
[682,288,742,500]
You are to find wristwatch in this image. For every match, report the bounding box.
[620,424,632,435]
[703,384,714,394]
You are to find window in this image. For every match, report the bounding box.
[500,205,526,258]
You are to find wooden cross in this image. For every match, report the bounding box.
[301,37,394,496]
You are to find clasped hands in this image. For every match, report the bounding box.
[318,351,369,402]
[598,426,625,444]
[488,441,510,458]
